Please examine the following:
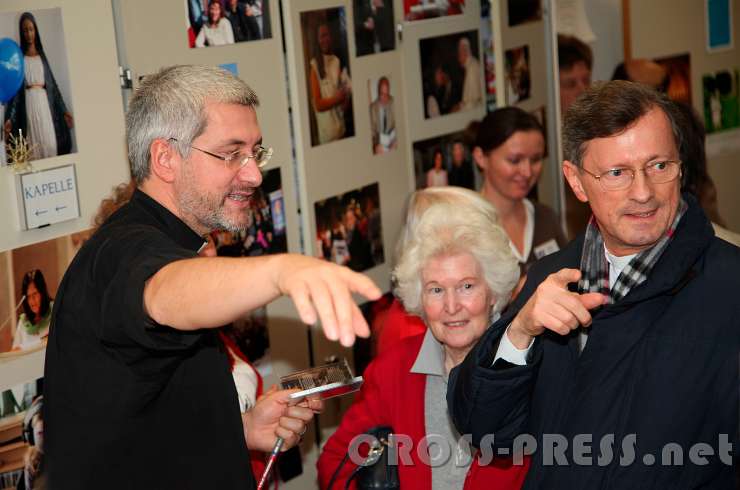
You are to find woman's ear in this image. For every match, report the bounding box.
[472,147,487,172]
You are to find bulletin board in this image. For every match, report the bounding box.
[281,0,411,381]
[0,0,129,390]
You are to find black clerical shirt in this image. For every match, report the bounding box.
[43,189,256,489]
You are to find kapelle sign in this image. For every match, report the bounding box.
[17,164,80,229]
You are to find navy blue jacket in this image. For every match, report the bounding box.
[449,196,739,489]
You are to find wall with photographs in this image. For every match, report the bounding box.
[282,2,409,478]
[0,0,128,401]
[629,0,740,231]
[0,1,129,252]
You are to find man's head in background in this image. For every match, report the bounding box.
[558,34,593,113]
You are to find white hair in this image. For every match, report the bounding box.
[126,65,259,183]
[394,188,519,316]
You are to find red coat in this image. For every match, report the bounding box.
[317,333,529,489]
[374,297,426,354]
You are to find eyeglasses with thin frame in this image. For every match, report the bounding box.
[579,160,682,191]
[168,138,273,169]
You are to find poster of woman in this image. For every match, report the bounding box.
[1,8,76,164]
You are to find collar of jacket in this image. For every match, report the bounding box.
[562,193,713,315]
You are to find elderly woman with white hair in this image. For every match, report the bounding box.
[317,187,528,490]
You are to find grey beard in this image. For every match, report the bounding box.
[178,190,248,233]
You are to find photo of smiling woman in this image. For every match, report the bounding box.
[12,269,53,351]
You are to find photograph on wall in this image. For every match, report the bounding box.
[654,53,691,105]
[0,8,76,166]
[505,45,531,104]
[413,130,476,190]
[480,0,497,112]
[314,183,384,272]
[354,0,395,56]
[301,7,355,147]
[705,0,734,52]
[0,377,44,488]
[186,0,272,48]
[507,0,542,26]
[420,30,482,119]
[210,167,287,258]
[702,68,740,133]
[611,54,691,105]
[404,0,465,21]
[367,76,397,155]
[0,235,79,356]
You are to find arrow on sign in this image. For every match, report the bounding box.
[55,205,67,212]
[35,209,48,216]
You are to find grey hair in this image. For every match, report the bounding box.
[563,80,683,168]
[126,65,259,183]
[394,190,519,316]
[396,186,497,262]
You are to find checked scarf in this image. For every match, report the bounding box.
[577,198,688,304]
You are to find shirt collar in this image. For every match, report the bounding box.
[131,189,207,252]
[410,329,446,377]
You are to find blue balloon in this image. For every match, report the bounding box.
[0,38,24,104]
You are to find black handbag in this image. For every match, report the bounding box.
[327,425,400,490]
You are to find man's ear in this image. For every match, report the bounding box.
[472,147,487,172]
[149,138,178,183]
[562,160,589,203]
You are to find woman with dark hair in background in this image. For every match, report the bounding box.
[471,107,566,273]
[13,269,53,351]
[309,21,351,144]
[4,11,74,160]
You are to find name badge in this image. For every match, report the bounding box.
[534,239,560,259]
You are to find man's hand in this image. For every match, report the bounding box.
[243,387,323,453]
[507,268,607,349]
[274,255,382,346]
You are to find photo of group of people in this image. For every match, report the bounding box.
[0,378,44,488]
[413,130,476,190]
[186,0,271,48]
[404,0,465,21]
[420,30,483,119]
[314,183,384,272]
[353,0,395,56]
[702,68,740,134]
[0,8,76,165]
[505,44,531,104]
[367,76,397,154]
[301,7,355,147]
[210,167,287,258]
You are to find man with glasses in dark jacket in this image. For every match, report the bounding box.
[449,80,739,489]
